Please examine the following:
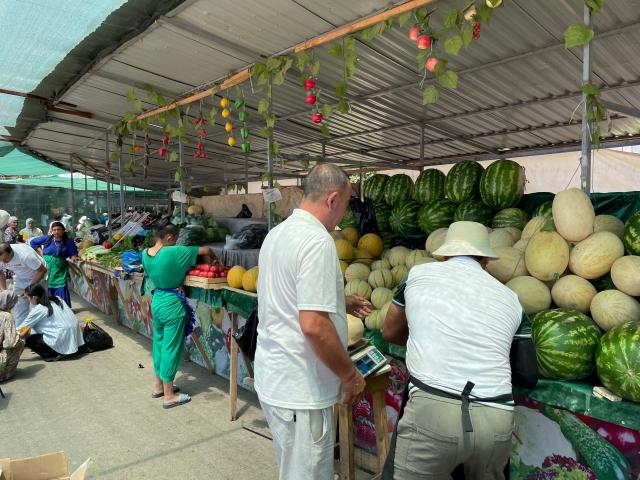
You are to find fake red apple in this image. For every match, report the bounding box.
[311,113,324,124]
[408,26,420,41]
[304,78,316,90]
[416,34,431,49]
[425,56,439,73]
[305,94,317,105]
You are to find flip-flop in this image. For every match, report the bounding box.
[163,393,191,409]
[151,386,180,398]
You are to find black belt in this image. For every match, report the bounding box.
[381,377,513,479]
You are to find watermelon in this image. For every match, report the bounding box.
[413,169,445,205]
[492,208,529,230]
[479,159,526,209]
[453,200,494,226]
[373,201,392,232]
[418,199,457,234]
[384,174,414,206]
[363,174,389,203]
[590,273,616,292]
[531,308,602,380]
[380,231,395,249]
[533,200,553,220]
[596,321,640,402]
[623,210,640,255]
[445,161,484,203]
[389,201,421,235]
[339,207,357,229]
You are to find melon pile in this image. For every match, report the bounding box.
[226,265,259,293]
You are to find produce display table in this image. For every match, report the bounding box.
[206,242,260,270]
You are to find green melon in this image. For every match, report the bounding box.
[623,210,640,255]
[445,161,484,203]
[590,273,616,292]
[380,231,395,250]
[418,199,457,234]
[531,308,602,380]
[479,159,526,209]
[384,174,414,206]
[413,169,446,205]
[453,200,494,226]
[389,201,421,235]
[533,200,553,220]
[363,174,389,203]
[492,208,529,230]
[373,201,391,232]
[338,207,357,230]
[596,321,640,402]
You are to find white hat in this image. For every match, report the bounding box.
[433,221,499,259]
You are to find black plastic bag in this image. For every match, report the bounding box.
[236,204,253,218]
[232,306,258,361]
[80,321,114,353]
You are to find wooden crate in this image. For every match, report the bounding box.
[183,275,228,289]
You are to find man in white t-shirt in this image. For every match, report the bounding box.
[255,164,371,480]
[382,221,537,480]
[0,243,47,327]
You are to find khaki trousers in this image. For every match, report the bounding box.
[393,391,513,480]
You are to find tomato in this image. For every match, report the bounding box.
[220,271,227,278]
[206,272,214,278]
[212,272,219,278]
[213,265,221,273]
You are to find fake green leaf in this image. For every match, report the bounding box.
[321,104,334,120]
[444,9,461,28]
[397,11,412,27]
[126,89,136,103]
[185,183,192,194]
[208,107,218,125]
[417,50,430,70]
[295,51,310,72]
[585,0,605,14]
[266,56,282,72]
[462,24,473,47]
[273,70,286,86]
[444,35,464,56]
[252,62,266,78]
[269,140,280,156]
[261,172,273,182]
[564,22,594,48]
[581,82,600,96]
[266,114,276,129]
[438,70,459,89]
[344,58,358,78]
[329,43,343,59]
[169,151,178,163]
[475,4,494,24]
[258,99,270,116]
[422,85,440,105]
[336,81,347,98]
[434,58,448,76]
[259,127,272,139]
[319,124,331,138]
[336,99,350,114]
[311,60,321,77]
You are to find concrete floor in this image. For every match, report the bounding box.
[0,295,278,479]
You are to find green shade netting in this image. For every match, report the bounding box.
[0,147,66,176]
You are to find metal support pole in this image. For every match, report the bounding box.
[244,157,248,193]
[359,166,364,201]
[179,137,185,224]
[419,125,425,170]
[105,133,112,231]
[580,4,592,193]
[69,154,75,227]
[84,166,88,215]
[266,82,274,231]
[95,177,99,216]
[118,142,125,224]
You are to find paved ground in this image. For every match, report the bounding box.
[0,295,278,479]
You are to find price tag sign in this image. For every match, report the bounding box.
[263,188,282,203]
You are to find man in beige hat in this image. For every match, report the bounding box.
[381,221,537,480]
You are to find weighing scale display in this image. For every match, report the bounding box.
[351,346,387,377]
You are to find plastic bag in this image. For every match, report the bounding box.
[227,224,267,249]
[236,204,253,218]
[80,319,113,352]
[232,306,258,361]
[121,251,143,274]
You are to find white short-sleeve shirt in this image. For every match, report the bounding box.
[22,301,85,355]
[254,209,347,409]
[396,256,523,401]
[0,243,45,284]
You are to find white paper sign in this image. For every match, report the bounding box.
[263,188,282,203]
[172,191,188,204]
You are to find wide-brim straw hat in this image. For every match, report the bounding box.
[433,221,499,260]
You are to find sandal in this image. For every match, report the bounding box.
[151,386,180,398]
[163,393,191,409]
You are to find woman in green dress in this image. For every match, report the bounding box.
[142,224,217,409]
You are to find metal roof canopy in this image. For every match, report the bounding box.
[6,0,640,194]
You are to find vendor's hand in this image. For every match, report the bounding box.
[346,295,372,319]
[340,367,366,405]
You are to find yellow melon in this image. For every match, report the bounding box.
[358,233,383,258]
[353,248,373,266]
[506,276,551,315]
[593,214,624,239]
[341,227,360,246]
[552,188,595,242]
[347,314,364,346]
[335,239,354,262]
[550,275,597,314]
[241,266,259,292]
[590,289,640,331]
[227,265,246,289]
[486,246,528,284]
[524,231,569,282]
[569,232,624,280]
[339,260,349,274]
[610,255,640,296]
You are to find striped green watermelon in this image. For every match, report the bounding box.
[531,308,602,380]
[623,210,640,255]
[445,161,484,203]
[533,201,553,220]
[479,159,526,209]
[373,201,392,232]
[413,169,445,205]
[384,174,414,206]
[453,200,494,226]
[492,208,529,229]
[389,201,421,235]
[418,199,457,233]
[591,273,616,292]
[596,321,640,402]
[363,174,389,203]
[339,207,357,229]
[380,231,395,249]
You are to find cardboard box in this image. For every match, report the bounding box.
[0,452,89,480]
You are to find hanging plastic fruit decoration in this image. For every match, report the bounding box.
[304,77,324,125]
[158,134,170,158]
[235,96,250,153]
[221,97,236,148]
[472,21,481,40]
[194,114,208,159]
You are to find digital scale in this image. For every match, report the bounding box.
[349,340,388,377]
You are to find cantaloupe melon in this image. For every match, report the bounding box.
[405,250,431,269]
[593,214,624,239]
[551,275,597,314]
[552,188,595,242]
[611,255,640,296]
[352,248,373,266]
[347,314,364,346]
[364,310,381,330]
[187,204,204,215]
[242,267,259,292]
[368,268,394,289]
[524,231,569,281]
[335,239,354,262]
[489,229,516,249]
[388,246,410,267]
[357,233,383,258]
[227,266,246,289]
[569,232,624,280]
[590,289,640,331]
[391,265,408,286]
[371,287,394,309]
[486,246,528,283]
[371,259,391,271]
[344,263,370,283]
[425,228,447,259]
[344,279,372,300]
[341,227,360,246]
[506,276,551,315]
[512,239,529,252]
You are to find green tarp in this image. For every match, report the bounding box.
[0,146,66,176]
[187,286,256,318]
